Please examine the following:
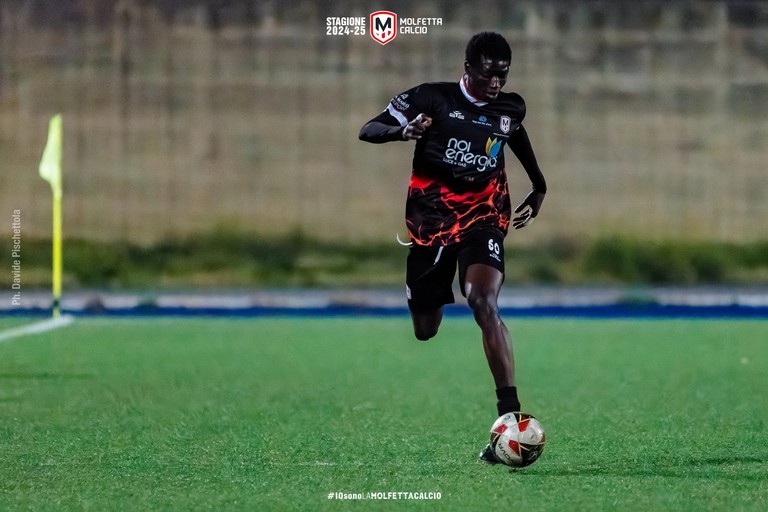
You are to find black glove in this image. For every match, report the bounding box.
[512,190,545,229]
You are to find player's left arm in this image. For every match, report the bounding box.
[508,125,547,229]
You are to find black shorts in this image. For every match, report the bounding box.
[406,228,505,313]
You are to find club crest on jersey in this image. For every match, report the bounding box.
[370,11,397,45]
[500,116,511,134]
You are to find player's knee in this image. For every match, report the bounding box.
[411,310,442,341]
[414,328,437,341]
[467,292,499,320]
[414,322,439,341]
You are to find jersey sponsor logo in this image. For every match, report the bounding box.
[443,137,500,172]
[392,93,410,111]
[500,116,511,133]
[472,115,492,127]
[485,137,502,158]
[370,11,397,45]
[449,110,465,120]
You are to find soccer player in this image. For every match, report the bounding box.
[358,31,547,463]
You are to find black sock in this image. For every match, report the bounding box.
[496,386,521,416]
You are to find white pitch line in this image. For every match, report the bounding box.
[0,315,75,343]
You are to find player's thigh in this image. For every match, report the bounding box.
[406,244,457,313]
[457,228,505,298]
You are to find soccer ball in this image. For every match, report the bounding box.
[489,412,546,467]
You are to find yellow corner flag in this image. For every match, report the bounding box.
[39,114,63,317]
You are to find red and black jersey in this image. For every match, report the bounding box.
[366,78,527,246]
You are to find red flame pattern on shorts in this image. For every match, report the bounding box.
[405,169,510,246]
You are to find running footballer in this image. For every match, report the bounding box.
[359,32,547,463]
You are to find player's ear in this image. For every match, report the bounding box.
[464,60,471,73]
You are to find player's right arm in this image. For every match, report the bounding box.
[359,86,433,143]
[359,113,431,143]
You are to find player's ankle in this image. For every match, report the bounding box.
[496,385,520,415]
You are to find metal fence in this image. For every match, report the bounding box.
[2,0,767,244]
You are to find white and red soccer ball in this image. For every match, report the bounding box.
[489,412,546,467]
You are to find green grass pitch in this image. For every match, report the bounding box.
[1,316,766,511]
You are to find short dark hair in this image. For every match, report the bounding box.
[465,32,511,66]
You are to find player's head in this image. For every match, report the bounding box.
[464,32,511,102]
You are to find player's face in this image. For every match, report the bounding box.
[465,57,509,102]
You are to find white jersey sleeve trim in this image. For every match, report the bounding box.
[386,103,409,126]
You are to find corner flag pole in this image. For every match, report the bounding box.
[39,114,63,318]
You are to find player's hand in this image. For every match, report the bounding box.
[402,113,432,140]
[512,189,545,229]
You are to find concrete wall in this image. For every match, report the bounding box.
[1,1,767,243]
